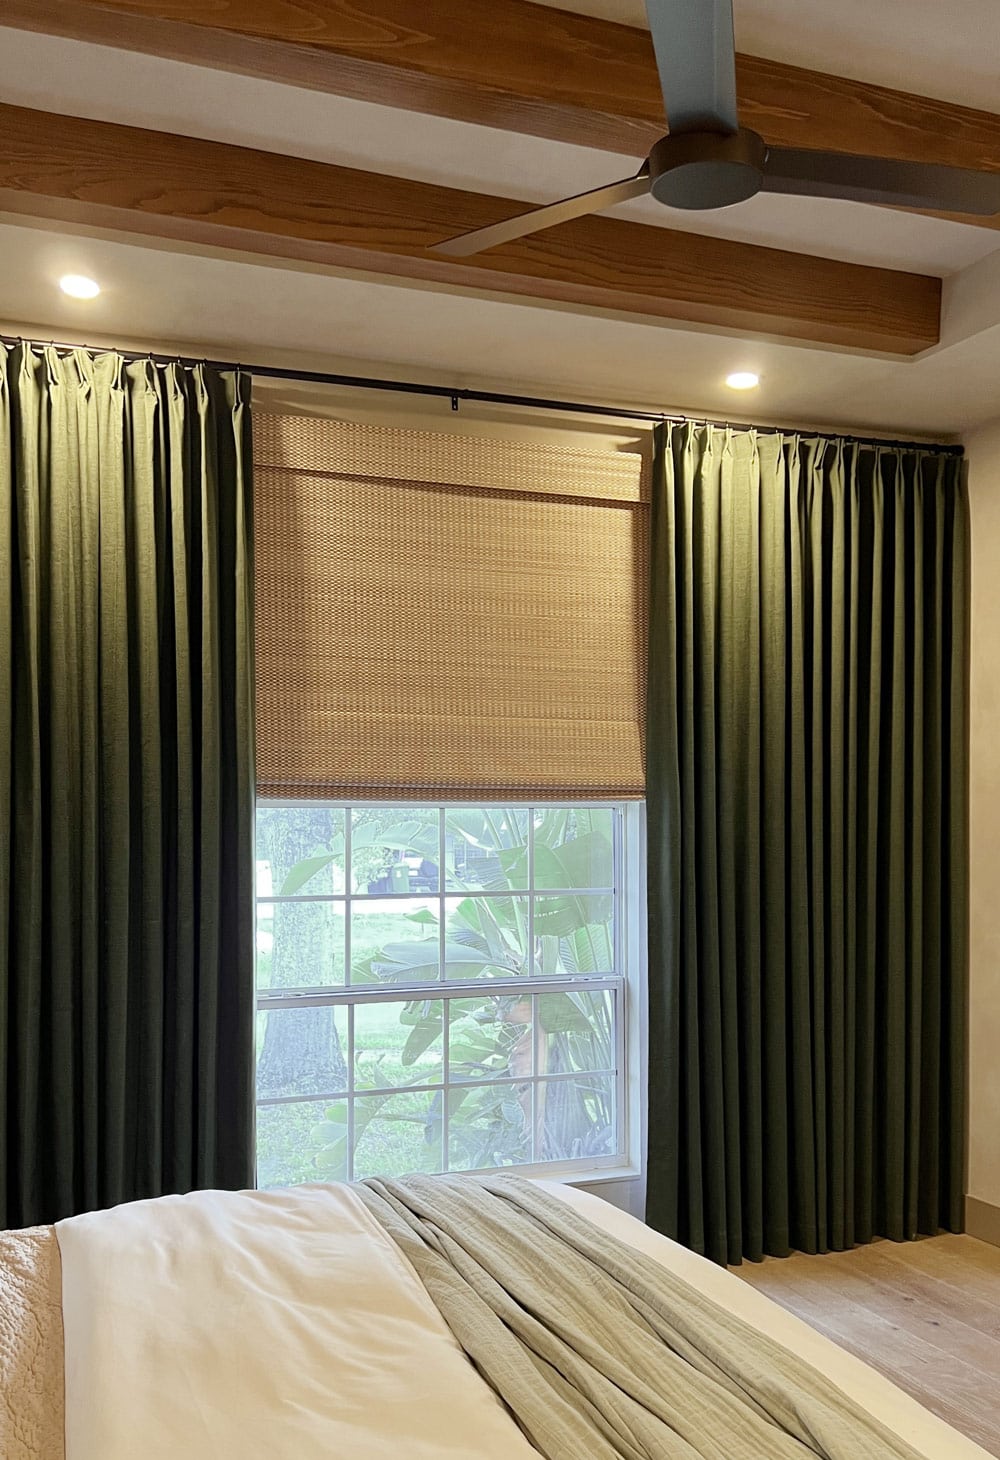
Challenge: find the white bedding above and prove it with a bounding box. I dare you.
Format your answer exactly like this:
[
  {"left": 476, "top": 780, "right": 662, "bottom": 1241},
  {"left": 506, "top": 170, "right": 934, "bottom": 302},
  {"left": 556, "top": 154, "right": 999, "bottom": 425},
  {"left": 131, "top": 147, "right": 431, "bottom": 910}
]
[
  {"left": 55, "top": 1181, "right": 992, "bottom": 1460},
  {"left": 57, "top": 1183, "right": 538, "bottom": 1460}
]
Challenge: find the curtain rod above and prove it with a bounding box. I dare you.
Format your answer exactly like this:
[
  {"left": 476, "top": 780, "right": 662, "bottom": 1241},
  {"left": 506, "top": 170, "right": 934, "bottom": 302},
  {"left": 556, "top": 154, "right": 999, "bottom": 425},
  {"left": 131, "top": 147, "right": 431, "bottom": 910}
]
[{"left": 0, "top": 333, "right": 964, "bottom": 457}]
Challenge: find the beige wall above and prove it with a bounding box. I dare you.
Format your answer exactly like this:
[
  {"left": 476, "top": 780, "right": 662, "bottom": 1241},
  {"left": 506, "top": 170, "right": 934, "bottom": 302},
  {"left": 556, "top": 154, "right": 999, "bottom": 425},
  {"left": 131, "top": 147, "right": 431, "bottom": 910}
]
[{"left": 966, "top": 418, "right": 1000, "bottom": 1212}]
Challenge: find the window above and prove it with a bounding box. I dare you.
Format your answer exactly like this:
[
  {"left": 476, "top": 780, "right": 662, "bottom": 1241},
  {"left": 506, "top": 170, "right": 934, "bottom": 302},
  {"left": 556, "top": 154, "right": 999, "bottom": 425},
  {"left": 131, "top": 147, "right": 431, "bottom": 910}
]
[{"left": 255, "top": 802, "right": 639, "bottom": 1187}]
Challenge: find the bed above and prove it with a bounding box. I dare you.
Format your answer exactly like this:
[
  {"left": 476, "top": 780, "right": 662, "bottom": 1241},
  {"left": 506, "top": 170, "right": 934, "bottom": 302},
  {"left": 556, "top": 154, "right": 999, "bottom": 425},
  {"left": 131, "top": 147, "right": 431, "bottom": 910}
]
[{"left": 0, "top": 1176, "right": 990, "bottom": 1460}]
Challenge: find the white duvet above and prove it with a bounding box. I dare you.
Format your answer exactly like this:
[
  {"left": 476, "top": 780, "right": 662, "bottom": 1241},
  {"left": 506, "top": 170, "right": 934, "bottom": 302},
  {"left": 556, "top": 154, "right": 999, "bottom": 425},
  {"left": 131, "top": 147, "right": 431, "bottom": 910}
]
[{"left": 55, "top": 1181, "right": 992, "bottom": 1460}]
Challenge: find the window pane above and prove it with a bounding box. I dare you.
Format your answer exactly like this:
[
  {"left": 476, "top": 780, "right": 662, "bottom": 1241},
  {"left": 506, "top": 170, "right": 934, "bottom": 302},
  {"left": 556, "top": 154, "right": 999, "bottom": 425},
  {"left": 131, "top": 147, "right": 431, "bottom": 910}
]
[
  {"left": 256, "top": 806, "right": 345, "bottom": 895},
  {"left": 351, "top": 808, "right": 440, "bottom": 894},
  {"left": 443, "top": 895, "right": 527, "bottom": 979},
  {"left": 532, "top": 897, "right": 613, "bottom": 974},
  {"left": 256, "top": 1004, "right": 349, "bottom": 1099},
  {"left": 532, "top": 807, "right": 614, "bottom": 890},
  {"left": 448, "top": 1082, "right": 531, "bottom": 1171},
  {"left": 352, "top": 1091, "right": 443, "bottom": 1179},
  {"left": 537, "top": 989, "right": 615, "bottom": 1075},
  {"left": 448, "top": 995, "right": 533, "bottom": 1083},
  {"left": 355, "top": 1000, "right": 443, "bottom": 1090},
  {"left": 257, "top": 900, "right": 345, "bottom": 989},
  {"left": 351, "top": 899, "right": 441, "bottom": 985},
  {"left": 257, "top": 1099, "right": 343, "bottom": 1188},
  {"left": 445, "top": 808, "right": 530, "bottom": 891},
  {"left": 310, "top": 1097, "right": 351, "bottom": 1182},
  {"left": 539, "top": 1074, "right": 617, "bottom": 1162}
]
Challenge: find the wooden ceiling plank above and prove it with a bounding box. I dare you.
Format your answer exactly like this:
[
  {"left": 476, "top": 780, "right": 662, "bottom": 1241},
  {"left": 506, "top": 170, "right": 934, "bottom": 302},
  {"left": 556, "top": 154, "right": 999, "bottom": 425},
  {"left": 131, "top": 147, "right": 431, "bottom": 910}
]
[
  {"left": 3, "top": 0, "right": 664, "bottom": 154},
  {"left": 5, "top": 0, "right": 1000, "bottom": 230},
  {"left": 0, "top": 101, "right": 941, "bottom": 353}
]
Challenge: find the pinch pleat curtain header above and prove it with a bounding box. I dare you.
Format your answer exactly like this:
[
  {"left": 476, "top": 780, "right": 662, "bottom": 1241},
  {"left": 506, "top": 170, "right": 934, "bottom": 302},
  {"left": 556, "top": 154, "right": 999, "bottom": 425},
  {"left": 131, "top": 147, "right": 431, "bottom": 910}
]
[
  {"left": 646, "top": 421, "right": 968, "bottom": 1265},
  {"left": 0, "top": 343, "right": 255, "bottom": 1227}
]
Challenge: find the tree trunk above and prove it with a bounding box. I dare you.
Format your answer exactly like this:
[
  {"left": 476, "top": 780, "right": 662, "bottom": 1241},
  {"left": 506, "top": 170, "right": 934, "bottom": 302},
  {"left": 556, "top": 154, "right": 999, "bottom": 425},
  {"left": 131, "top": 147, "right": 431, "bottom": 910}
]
[{"left": 257, "top": 809, "right": 348, "bottom": 1096}]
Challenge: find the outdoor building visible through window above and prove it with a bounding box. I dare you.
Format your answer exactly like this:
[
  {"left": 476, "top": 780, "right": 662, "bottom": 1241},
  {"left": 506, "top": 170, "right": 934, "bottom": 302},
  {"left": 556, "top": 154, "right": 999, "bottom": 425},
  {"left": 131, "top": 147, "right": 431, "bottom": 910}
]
[{"left": 254, "top": 804, "right": 629, "bottom": 1185}]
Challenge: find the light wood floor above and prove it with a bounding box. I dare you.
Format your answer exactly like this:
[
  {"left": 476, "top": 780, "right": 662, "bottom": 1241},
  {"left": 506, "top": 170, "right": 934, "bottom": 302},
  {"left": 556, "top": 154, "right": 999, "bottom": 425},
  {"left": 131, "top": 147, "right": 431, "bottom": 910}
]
[{"left": 733, "top": 1234, "right": 1000, "bottom": 1456}]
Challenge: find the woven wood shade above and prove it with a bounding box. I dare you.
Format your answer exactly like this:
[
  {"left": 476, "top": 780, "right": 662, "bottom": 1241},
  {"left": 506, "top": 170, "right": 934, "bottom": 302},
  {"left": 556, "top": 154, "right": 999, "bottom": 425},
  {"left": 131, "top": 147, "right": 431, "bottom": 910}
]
[{"left": 254, "top": 413, "right": 647, "bottom": 800}]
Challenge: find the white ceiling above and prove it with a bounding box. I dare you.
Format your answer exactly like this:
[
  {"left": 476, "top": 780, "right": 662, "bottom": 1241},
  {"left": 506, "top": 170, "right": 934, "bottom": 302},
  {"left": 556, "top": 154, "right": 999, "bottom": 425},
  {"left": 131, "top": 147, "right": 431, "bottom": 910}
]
[
  {"left": 9, "top": 217, "right": 1000, "bottom": 439},
  {"left": 2, "top": 7, "right": 1000, "bottom": 438}
]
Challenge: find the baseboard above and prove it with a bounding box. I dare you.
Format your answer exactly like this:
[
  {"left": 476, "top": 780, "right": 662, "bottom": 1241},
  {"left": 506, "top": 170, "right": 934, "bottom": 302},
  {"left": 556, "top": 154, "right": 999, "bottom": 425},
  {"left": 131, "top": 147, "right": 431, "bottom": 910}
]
[{"left": 965, "top": 1195, "right": 1000, "bottom": 1247}]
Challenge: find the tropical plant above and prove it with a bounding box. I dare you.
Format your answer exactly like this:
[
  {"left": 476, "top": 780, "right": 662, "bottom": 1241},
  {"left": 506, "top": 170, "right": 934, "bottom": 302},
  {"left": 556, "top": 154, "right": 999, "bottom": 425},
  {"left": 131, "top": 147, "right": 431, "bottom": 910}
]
[{"left": 297, "top": 807, "right": 617, "bottom": 1177}]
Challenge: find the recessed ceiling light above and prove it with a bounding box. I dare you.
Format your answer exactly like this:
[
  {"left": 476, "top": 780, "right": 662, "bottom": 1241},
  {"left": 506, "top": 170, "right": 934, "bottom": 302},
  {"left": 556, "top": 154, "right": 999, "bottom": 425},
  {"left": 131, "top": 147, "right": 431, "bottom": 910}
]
[
  {"left": 59, "top": 274, "right": 101, "bottom": 300},
  {"left": 725, "top": 371, "right": 760, "bottom": 391}
]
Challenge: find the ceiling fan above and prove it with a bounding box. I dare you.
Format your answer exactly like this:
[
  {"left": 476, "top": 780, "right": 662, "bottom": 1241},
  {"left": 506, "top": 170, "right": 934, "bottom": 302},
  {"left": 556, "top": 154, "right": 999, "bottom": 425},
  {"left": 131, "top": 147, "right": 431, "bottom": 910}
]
[{"left": 433, "top": 0, "right": 1000, "bottom": 257}]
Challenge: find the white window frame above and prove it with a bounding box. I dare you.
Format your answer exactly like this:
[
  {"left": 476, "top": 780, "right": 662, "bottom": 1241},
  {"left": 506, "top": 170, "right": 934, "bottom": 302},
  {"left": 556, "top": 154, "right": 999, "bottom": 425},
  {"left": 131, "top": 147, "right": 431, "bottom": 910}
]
[{"left": 254, "top": 800, "right": 646, "bottom": 1187}]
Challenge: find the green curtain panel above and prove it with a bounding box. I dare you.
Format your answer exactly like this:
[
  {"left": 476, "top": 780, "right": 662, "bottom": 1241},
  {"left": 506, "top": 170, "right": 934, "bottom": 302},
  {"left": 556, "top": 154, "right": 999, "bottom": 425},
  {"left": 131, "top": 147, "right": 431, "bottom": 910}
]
[
  {"left": 0, "top": 343, "right": 255, "bottom": 1228},
  {"left": 646, "top": 422, "right": 969, "bottom": 1266}
]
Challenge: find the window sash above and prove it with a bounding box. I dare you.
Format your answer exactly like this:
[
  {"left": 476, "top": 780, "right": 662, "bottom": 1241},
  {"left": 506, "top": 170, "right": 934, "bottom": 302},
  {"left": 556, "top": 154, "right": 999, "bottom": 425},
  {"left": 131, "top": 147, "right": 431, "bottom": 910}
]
[
  {"left": 256, "top": 801, "right": 622, "bottom": 992},
  {"left": 257, "top": 974, "right": 620, "bottom": 1010},
  {"left": 259, "top": 888, "right": 614, "bottom": 903},
  {"left": 255, "top": 800, "right": 630, "bottom": 1180},
  {"left": 257, "top": 998, "right": 625, "bottom": 1179}
]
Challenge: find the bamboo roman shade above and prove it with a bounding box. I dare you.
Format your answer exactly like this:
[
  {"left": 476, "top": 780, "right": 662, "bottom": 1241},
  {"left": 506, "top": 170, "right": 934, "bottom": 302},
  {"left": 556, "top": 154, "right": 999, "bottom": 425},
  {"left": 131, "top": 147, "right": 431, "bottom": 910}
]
[{"left": 254, "top": 412, "right": 647, "bottom": 799}]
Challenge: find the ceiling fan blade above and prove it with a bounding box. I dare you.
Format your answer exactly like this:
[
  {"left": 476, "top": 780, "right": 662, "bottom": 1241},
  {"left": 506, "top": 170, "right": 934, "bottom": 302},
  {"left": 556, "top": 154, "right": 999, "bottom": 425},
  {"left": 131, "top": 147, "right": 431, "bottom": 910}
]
[
  {"left": 644, "top": 0, "right": 738, "bottom": 135},
  {"left": 762, "top": 146, "right": 1000, "bottom": 216},
  {"left": 431, "top": 169, "right": 651, "bottom": 257}
]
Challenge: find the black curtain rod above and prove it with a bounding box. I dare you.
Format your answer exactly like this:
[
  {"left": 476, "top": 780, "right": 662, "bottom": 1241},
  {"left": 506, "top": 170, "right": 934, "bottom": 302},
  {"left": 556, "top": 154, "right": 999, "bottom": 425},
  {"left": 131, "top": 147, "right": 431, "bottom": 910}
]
[
  {"left": 1, "top": 333, "right": 964, "bottom": 457},
  {"left": 242, "top": 358, "right": 685, "bottom": 425}
]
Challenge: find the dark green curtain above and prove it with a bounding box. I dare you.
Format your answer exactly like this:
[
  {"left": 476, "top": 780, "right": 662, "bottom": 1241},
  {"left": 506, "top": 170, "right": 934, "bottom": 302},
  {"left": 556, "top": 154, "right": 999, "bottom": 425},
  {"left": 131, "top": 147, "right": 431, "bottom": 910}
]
[
  {"left": 646, "top": 422, "right": 968, "bottom": 1266},
  {"left": 0, "top": 343, "right": 255, "bottom": 1228}
]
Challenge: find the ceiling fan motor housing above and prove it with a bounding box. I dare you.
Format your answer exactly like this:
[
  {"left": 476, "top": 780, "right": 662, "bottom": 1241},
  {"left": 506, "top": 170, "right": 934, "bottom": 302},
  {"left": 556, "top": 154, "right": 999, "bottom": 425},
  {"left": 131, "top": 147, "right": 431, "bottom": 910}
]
[{"left": 649, "top": 128, "right": 768, "bottom": 210}]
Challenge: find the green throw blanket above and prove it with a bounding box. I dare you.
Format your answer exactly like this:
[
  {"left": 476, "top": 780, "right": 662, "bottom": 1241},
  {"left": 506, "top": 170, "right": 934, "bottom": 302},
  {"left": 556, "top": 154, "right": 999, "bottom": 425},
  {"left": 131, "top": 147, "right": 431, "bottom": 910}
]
[{"left": 356, "top": 1174, "right": 925, "bottom": 1460}]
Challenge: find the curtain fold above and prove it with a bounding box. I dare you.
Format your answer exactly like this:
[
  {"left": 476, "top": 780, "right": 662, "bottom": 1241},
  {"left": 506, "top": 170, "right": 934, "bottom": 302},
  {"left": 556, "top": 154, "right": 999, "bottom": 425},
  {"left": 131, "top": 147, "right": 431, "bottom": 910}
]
[
  {"left": 646, "top": 422, "right": 968, "bottom": 1266},
  {"left": 0, "top": 343, "right": 255, "bottom": 1228}
]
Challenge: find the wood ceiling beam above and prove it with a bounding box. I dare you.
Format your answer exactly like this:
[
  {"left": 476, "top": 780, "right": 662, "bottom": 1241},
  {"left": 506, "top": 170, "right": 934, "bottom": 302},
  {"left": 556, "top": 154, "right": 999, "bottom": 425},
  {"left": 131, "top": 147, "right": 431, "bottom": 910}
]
[
  {"left": 0, "top": 103, "right": 940, "bottom": 354},
  {"left": 7, "top": 0, "right": 1000, "bottom": 230}
]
